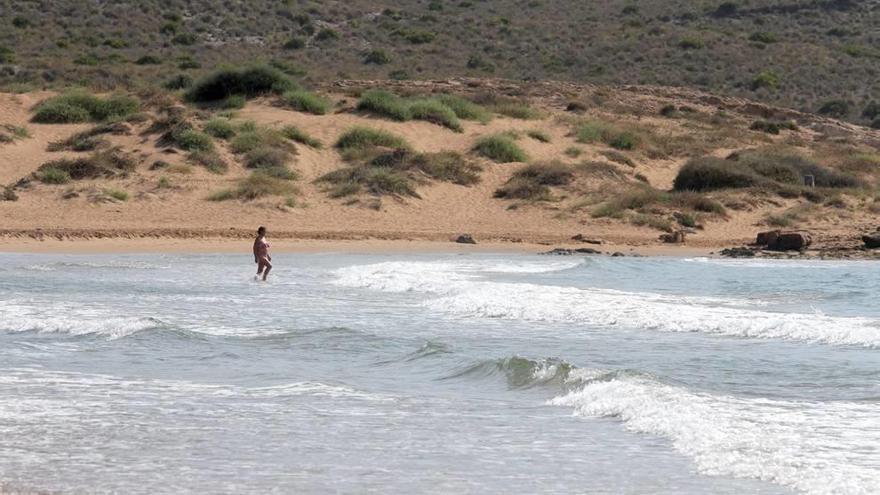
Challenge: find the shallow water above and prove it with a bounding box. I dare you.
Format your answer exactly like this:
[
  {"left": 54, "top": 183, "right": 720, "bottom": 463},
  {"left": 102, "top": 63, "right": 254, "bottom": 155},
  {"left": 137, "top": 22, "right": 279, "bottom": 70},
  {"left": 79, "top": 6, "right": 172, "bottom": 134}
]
[{"left": 1, "top": 252, "right": 879, "bottom": 494}]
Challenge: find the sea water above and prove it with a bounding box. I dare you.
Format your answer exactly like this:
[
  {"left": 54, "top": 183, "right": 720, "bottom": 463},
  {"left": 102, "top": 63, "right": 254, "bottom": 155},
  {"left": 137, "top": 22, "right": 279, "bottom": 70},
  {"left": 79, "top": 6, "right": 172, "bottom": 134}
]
[{"left": 1, "top": 252, "right": 879, "bottom": 494}]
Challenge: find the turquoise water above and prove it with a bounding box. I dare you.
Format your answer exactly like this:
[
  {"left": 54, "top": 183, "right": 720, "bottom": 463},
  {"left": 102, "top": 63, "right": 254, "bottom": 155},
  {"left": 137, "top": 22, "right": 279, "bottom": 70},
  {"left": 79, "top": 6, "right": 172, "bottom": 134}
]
[{"left": 1, "top": 253, "right": 879, "bottom": 494}]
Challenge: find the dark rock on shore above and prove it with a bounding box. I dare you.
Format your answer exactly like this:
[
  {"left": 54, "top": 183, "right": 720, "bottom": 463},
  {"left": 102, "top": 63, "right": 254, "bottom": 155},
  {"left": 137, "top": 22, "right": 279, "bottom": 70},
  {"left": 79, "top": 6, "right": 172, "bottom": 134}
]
[
  {"left": 541, "top": 247, "right": 602, "bottom": 256},
  {"left": 756, "top": 230, "right": 812, "bottom": 251},
  {"left": 571, "top": 234, "right": 603, "bottom": 245},
  {"left": 720, "top": 247, "right": 756, "bottom": 258},
  {"left": 659, "top": 231, "right": 686, "bottom": 244},
  {"left": 863, "top": 233, "right": 880, "bottom": 249},
  {"left": 454, "top": 234, "right": 476, "bottom": 244}
]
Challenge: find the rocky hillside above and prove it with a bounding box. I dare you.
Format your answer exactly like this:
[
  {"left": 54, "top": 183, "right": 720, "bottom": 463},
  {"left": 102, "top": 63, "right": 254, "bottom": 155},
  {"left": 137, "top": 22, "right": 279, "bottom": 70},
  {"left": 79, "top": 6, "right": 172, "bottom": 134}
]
[{"left": 0, "top": 0, "right": 879, "bottom": 127}]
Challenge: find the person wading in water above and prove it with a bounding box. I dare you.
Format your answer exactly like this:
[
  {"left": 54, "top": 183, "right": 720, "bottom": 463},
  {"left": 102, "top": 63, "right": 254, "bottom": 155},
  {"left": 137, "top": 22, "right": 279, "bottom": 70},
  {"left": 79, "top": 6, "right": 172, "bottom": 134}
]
[{"left": 253, "top": 226, "right": 272, "bottom": 281}]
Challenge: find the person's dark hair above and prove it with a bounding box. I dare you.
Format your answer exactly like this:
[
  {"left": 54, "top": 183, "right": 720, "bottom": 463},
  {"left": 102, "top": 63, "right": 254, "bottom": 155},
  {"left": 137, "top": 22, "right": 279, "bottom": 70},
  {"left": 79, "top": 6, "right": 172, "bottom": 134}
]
[{"left": 257, "top": 226, "right": 266, "bottom": 236}]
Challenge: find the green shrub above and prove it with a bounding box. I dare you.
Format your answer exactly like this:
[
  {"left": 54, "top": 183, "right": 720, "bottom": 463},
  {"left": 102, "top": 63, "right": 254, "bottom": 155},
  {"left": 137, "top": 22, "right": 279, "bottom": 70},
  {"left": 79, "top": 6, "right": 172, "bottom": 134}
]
[
  {"left": 203, "top": 118, "right": 236, "bottom": 139},
  {"left": 408, "top": 99, "right": 462, "bottom": 131},
  {"left": 317, "top": 149, "right": 479, "bottom": 199},
  {"left": 751, "top": 71, "right": 780, "bottom": 90},
  {"left": 673, "top": 157, "right": 760, "bottom": 191},
  {"left": 186, "top": 66, "right": 296, "bottom": 102},
  {"left": 527, "top": 130, "right": 550, "bottom": 143},
  {"left": 397, "top": 28, "right": 435, "bottom": 44},
  {"left": 601, "top": 150, "right": 636, "bottom": 167},
  {"left": 32, "top": 92, "right": 139, "bottom": 124},
  {"left": 187, "top": 150, "right": 228, "bottom": 174},
  {"left": 209, "top": 171, "right": 298, "bottom": 201},
  {"left": 357, "top": 90, "right": 412, "bottom": 121},
  {"left": 318, "top": 167, "right": 417, "bottom": 198},
  {"left": 750, "top": 120, "right": 798, "bottom": 134},
  {"left": 172, "top": 33, "right": 197, "bottom": 45},
  {"left": 315, "top": 28, "right": 339, "bottom": 41},
  {"left": 674, "top": 151, "right": 862, "bottom": 192},
  {"left": 0, "top": 46, "right": 15, "bottom": 64},
  {"left": 37, "top": 167, "right": 71, "bottom": 184},
  {"left": 37, "top": 150, "right": 135, "bottom": 181},
  {"left": 245, "top": 146, "right": 290, "bottom": 169},
  {"left": 157, "top": 176, "right": 172, "bottom": 189},
  {"left": 2, "top": 186, "right": 19, "bottom": 201},
  {"left": 230, "top": 131, "right": 265, "bottom": 154},
  {"left": 103, "top": 188, "right": 129, "bottom": 201},
  {"left": 495, "top": 162, "right": 572, "bottom": 200},
  {"left": 164, "top": 74, "right": 193, "bottom": 90},
  {"left": 679, "top": 37, "right": 704, "bottom": 49},
  {"left": 281, "top": 90, "right": 331, "bottom": 115},
  {"left": 434, "top": 95, "right": 491, "bottom": 122},
  {"left": 575, "top": 119, "right": 641, "bottom": 150},
  {"left": 174, "top": 129, "right": 214, "bottom": 152},
  {"left": 336, "top": 127, "right": 410, "bottom": 151},
  {"left": 749, "top": 31, "right": 778, "bottom": 43},
  {"left": 135, "top": 55, "right": 162, "bottom": 65},
  {"left": 221, "top": 95, "right": 247, "bottom": 109},
  {"left": 564, "top": 147, "right": 583, "bottom": 158},
  {"left": 283, "top": 37, "right": 305, "bottom": 50},
  {"left": 473, "top": 135, "right": 528, "bottom": 163},
  {"left": 364, "top": 49, "right": 392, "bottom": 65},
  {"left": 491, "top": 102, "right": 541, "bottom": 119},
  {"left": 863, "top": 102, "right": 880, "bottom": 121},
  {"left": 280, "top": 126, "right": 322, "bottom": 148},
  {"left": 818, "top": 99, "right": 851, "bottom": 118}
]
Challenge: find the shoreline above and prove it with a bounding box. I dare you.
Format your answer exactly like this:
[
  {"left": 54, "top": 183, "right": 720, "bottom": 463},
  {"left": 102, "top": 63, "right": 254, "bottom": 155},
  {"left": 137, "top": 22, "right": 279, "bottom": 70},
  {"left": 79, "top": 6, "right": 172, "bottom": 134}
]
[
  {"left": 0, "top": 229, "right": 875, "bottom": 259},
  {"left": 0, "top": 229, "right": 717, "bottom": 256}
]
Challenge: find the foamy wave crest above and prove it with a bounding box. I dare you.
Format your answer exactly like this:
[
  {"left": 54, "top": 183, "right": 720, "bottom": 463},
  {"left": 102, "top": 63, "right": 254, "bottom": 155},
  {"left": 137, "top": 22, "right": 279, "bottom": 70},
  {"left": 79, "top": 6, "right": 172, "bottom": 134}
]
[
  {"left": 334, "top": 261, "right": 880, "bottom": 346},
  {"left": 550, "top": 373, "right": 880, "bottom": 495},
  {"left": 0, "top": 302, "right": 163, "bottom": 339},
  {"left": 333, "top": 259, "right": 582, "bottom": 293},
  {"left": 429, "top": 282, "right": 880, "bottom": 346}
]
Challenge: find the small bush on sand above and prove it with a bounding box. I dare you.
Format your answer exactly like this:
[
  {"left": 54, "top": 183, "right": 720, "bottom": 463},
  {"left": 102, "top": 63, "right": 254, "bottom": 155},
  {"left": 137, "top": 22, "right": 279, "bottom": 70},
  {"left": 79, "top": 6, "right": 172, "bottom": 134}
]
[
  {"left": 281, "top": 90, "right": 331, "bottom": 115},
  {"left": 356, "top": 91, "right": 470, "bottom": 131},
  {"left": 103, "top": 188, "right": 129, "bottom": 201},
  {"left": 174, "top": 129, "right": 214, "bottom": 152},
  {"left": 280, "top": 126, "right": 322, "bottom": 148},
  {"left": 1, "top": 186, "right": 18, "bottom": 201},
  {"left": 33, "top": 92, "right": 139, "bottom": 123},
  {"left": 674, "top": 151, "right": 862, "bottom": 192},
  {"left": 434, "top": 95, "right": 491, "bottom": 122},
  {"left": 363, "top": 49, "right": 392, "bottom": 65},
  {"left": 37, "top": 167, "right": 71, "bottom": 184},
  {"left": 37, "top": 149, "right": 135, "bottom": 180},
  {"left": 357, "top": 90, "right": 412, "bottom": 121},
  {"left": 490, "top": 101, "right": 542, "bottom": 120},
  {"left": 317, "top": 149, "right": 479, "bottom": 199},
  {"left": 209, "top": 171, "right": 298, "bottom": 201},
  {"left": 203, "top": 118, "right": 236, "bottom": 139},
  {"left": 164, "top": 74, "right": 193, "bottom": 90},
  {"left": 473, "top": 135, "right": 528, "bottom": 163},
  {"left": 494, "top": 162, "right": 573, "bottom": 200},
  {"left": 186, "top": 66, "right": 296, "bottom": 103},
  {"left": 336, "top": 127, "right": 410, "bottom": 152},
  {"left": 187, "top": 150, "right": 228, "bottom": 174},
  {"left": 575, "top": 119, "right": 641, "bottom": 150},
  {"left": 407, "top": 99, "right": 462, "bottom": 131},
  {"left": 245, "top": 146, "right": 289, "bottom": 169},
  {"left": 526, "top": 130, "right": 551, "bottom": 143}
]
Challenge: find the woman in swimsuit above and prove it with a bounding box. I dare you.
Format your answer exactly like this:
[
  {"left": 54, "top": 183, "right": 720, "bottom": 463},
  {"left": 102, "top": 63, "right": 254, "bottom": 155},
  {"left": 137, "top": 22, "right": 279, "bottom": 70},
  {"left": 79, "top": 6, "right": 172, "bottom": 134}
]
[{"left": 253, "top": 226, "right": 272, "bottom": 281}]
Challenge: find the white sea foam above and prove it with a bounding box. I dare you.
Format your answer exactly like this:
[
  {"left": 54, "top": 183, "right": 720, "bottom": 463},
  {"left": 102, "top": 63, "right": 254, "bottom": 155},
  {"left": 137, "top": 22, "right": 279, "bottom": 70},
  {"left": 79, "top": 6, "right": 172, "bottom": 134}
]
[
  {"left": 550, "top": 373, "right": 880, "bottom": 495},
  {"left": 21, "top": 260, "right": 168, "bottom": 272},
  {"left": 334, "top": 261, "right": 880, "bottom": 346},
  {"left": 0, "top": 302, "right": 163, "bottom": 339}
]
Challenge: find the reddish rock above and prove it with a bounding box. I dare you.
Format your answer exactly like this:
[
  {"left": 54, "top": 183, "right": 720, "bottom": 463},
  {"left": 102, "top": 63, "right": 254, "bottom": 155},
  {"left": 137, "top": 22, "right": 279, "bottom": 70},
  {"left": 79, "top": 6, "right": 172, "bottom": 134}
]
[{"left": 766, "top": 231, "right": 812, "bottom": 251}]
